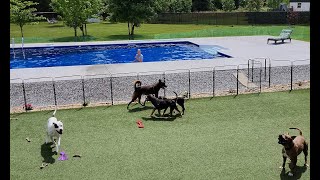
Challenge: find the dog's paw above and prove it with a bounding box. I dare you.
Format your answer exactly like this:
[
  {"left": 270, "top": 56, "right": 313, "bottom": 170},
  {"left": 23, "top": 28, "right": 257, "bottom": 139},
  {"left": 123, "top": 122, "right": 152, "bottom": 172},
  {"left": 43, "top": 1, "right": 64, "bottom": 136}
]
[
  {"left": 40, "top": 163, "right": 48, "bottom": 169},
  {"left": 304, "top": 163, "right": 309, "bottom": 167},
  {"left": 288, "top": 172, "right": 293, "bottom": 176},
  {"left": 279, "top": 166, "right": 284, "bottom": 169}
]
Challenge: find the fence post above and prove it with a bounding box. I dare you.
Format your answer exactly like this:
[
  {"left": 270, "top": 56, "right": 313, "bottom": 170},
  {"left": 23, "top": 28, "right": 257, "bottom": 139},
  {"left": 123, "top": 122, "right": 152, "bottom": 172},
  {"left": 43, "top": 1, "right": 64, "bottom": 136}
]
[
  {"left": 212, "top": 68, "right": 215, "bottom": 97},
  {"left": 188, "top": 70, "right": 191, "bottom": 99},
  {"left": 269, "top": 61, "right": 271, "bottom": 88},
  {"left": 22, "top": 80, "right": 27, "bottom": 112},
  {"left": 290, "top": 62, "right": 293, "bottom": 91},
  {"left": 248, "top": 60, "right": 250, "bottom": 83},
  {"left": 110, "top": 75, "right": 113, "bottom": 105},
  {"left": 82, "top": 76, "right": 86, "bottom": 105},
  {"left": 251, "top": 60, "right": 254, "bottom": 82},
  {"left": 237, "top": 67, "right": 239, "bottom": 95},
  {"left": 265, "top": 58, "right": 267, "bottom": 81},
  {"left": 163, "top": 72, "right": 166, "bottom": 97},
  {"left": 260, "top": 68, "right": 262, "bottom": 93},
  {"left": 52, "top": 78, "right": 57, "bottom": 106}
]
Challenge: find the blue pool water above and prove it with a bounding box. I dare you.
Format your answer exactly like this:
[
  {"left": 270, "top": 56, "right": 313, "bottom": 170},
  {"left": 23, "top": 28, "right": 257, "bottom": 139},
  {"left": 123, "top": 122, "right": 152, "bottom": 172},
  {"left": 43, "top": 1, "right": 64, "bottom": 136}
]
[{"left": 10, "top": 41, "right": 231, "bottom": 69}]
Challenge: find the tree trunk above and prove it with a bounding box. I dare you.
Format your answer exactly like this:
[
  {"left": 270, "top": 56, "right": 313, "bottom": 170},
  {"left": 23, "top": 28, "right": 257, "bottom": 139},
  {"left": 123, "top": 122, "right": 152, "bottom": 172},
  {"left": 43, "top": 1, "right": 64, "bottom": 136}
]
[
  {"left": 74, "top": 27, "right": 77, "bottom": 37},
  {"left": 131, "top": 23, "right": 135, "bottom": 37},
  {"left": 80, "top": 25, "right": 85, "bottom": 37},
  {"left": 127, "top": 21, "right": 131, "bottom": 39},
  {"left": 85, "top": 23, "right": 87, "bottom": 36},
  {"left": 19, "top": 25, "right": 24, "bottom": 38}
]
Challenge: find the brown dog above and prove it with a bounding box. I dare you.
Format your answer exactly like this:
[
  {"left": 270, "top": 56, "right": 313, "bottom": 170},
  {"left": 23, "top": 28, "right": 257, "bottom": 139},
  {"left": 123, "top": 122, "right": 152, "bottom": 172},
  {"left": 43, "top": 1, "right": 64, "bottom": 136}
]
[
  {"left": 278, "top": 128, "right": 308, "bottom": 176},
  {"left": 127, "top": 79, "right": 167, "bottom": 109}
]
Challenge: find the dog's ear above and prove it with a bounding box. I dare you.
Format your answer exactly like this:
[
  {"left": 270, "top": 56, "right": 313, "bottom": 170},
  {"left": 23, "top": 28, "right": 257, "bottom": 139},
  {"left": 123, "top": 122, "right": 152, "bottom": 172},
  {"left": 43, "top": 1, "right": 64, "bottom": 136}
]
[{"left": 159, "top": 79, "right": 162, "bottom": 82}]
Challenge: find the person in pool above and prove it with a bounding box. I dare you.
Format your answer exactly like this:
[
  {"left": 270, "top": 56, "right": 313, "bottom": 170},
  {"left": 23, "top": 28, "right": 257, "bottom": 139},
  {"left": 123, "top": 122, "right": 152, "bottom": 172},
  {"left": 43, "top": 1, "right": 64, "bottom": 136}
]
[{"left": 133, "top": 49, "right": 143, "bottom": 62}]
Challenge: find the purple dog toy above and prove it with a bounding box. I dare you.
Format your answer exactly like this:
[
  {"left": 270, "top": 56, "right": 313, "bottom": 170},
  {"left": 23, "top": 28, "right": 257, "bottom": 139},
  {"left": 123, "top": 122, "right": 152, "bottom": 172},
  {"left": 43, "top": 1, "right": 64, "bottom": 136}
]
[{"left": 58, "top": 151, "right": 68, "bottom": 161}]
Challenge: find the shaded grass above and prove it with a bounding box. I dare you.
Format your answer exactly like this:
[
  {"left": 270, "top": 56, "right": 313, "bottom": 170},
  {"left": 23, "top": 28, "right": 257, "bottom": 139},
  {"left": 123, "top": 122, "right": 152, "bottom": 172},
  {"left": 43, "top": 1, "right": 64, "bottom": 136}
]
[
  {"left": 10, "top": 22, "right": 310, "bottom": 43},
  {"left": 10, "top": 89, "right": 310, "bottom": 179}
]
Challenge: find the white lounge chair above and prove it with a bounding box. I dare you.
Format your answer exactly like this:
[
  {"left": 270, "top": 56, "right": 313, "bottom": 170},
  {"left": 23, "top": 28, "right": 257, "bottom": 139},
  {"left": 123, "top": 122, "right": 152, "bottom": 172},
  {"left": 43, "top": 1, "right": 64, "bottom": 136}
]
[{"left": 47, "top": 18, "right": 58, "bottom": 24}]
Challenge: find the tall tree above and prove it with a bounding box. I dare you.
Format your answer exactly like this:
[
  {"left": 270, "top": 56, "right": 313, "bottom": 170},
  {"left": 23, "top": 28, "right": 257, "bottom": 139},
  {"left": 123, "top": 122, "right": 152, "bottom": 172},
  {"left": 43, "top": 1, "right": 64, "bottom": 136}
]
[
  {"left": 246, "top": 0, "right": 263, "bottom": 11},
  {"left": 108, "top": 0, "right": 156, "bottom": 39},
  {"left": 192, "top": 0, "right": 215, "bottom": 11},
  {"left": 50, "top": 0, "right": 102, "bottom": 37},
  {"left": 222, "top": 0, "right": 236, "bottom": 11},
  {"left": 170, "top": 0, "right": 192, "bottom": 13},
  {"left": 80, "top": 0, "right": 102, "bottom": 36},
  {"left": 10, "top": 0, "right": 44, "bottom": 38},
  {"left": 267, "top": 0, "right": 287, "bottom": 10}
]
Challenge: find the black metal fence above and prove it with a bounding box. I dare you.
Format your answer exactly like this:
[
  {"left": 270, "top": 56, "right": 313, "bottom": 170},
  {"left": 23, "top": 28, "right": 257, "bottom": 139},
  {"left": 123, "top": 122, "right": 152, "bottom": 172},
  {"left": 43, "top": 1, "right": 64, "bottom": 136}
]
[
  {"left": 10, "top": 59, "right": 310, "bottom": 112},
  {"left": 150, "top": 12, "right": 310, "bottom": 25}
]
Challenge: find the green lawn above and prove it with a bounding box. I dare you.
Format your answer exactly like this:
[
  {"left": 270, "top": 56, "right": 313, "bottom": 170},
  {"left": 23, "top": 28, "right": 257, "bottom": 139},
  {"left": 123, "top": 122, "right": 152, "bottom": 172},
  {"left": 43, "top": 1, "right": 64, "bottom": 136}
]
[
  {"left": 10, "top": 89, "right": 310, "bottom": 180},
  {"left": 10, "top": 22, "right": 310, "bottom": 43}
]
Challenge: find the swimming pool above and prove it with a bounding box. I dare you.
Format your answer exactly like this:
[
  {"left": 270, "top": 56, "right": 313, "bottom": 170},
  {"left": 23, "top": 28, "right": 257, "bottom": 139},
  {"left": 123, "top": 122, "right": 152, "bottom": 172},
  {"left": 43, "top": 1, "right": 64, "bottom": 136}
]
[{"left": 10, "top": 41, "right": 231, "bottom": 69}]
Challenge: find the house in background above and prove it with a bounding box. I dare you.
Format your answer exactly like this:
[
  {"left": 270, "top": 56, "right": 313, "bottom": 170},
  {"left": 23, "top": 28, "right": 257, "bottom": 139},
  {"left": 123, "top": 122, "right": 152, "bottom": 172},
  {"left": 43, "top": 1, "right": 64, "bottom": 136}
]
[{"left": 289, "top": 0, "right": 310, "bottom": 11}]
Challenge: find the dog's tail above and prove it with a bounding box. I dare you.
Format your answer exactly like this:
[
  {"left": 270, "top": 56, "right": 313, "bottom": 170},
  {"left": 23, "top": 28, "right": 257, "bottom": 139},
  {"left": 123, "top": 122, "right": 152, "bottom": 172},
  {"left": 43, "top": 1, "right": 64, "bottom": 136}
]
[
  {"left": 134, "top": 80, "right": 142, "bottom": 91},
  {"left": 173, "top": 91, "right": 178, "bottom": 103},
  {"left": 289, "top": 128, "right": 303, "bottom": 135},
  {"left": 52, "top": 107, "right": 57, "bottom": 117}
]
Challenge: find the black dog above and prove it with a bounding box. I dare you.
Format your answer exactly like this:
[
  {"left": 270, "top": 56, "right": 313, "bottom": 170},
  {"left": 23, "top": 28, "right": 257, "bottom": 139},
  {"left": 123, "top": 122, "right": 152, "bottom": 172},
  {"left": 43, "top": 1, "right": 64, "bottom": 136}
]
[
  {"left": 127, "top": 79, "right": 167, "bottom": 109},
  {"left": 158, "top": 91, "right": 188, "bottom": 115},
  {"left": 146, "top": 94, "right": 181, "bottom": 117}
]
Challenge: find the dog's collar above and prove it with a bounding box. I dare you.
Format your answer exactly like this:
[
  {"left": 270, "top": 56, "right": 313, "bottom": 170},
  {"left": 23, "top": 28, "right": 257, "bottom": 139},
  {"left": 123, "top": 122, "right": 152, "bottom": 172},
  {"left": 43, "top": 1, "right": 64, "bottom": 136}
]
[{"left": 285, "top": 143, "right": 294, "bottom": 150}]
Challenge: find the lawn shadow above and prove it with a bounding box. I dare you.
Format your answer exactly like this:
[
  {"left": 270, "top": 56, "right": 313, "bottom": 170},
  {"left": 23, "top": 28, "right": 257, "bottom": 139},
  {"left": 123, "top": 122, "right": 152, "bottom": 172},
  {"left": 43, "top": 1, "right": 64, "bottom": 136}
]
[
  {"left": 106, "top": 34, "right": 148, "bottom": 40},
  {"left": 279, "top": 166, "right": 308, "bottom": 180},
  {"left": 41, "top": 143, "right": 56, "bottom": 164},
  {"left": 128, "top": 105, "right": 153, "bottom": 113},
  {"left": 141, "top": 113, "right": 181, "bottom": 121},
  {"left": 51, "top": 35, "right": 96, "bottom": 42},
  {"left": 45, "top": 24, "right": 65, "bottom": 28}
]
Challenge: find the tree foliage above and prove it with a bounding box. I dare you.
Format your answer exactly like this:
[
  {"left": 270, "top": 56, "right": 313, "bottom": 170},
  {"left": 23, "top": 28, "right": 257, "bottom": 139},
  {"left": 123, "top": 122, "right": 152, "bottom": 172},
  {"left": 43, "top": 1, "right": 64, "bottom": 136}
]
[
  {"left": 10, "top": 0, "right": 44, "bottom": 38},
  {"left": 222, "top": 0, "right": 236, "bottom": 11},
  {"left": 192, "top": 0, "right": 215, "bottom": 11},
  {"left": 108, "top": 0, "right": 156, "bottom": 39},
  {"left": 50, "top": 0, "right": 102, "bottom": 37},
  {"left": 32, "top": 0, "right": 52, "bottom": 12},
  {"left": 246, "top": 0, "right": 263, "bottom": 11},
  {"left": 155, "top": 0, "right": 192, "bottom": 13}
]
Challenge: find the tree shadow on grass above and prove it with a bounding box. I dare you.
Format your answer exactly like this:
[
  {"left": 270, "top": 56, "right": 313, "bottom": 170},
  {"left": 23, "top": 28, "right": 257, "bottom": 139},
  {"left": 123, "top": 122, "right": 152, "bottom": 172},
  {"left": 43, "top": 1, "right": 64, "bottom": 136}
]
[
  {"left": 279, "top": 165, "right": 308, "bottom": 180},
  {"left": 51, "top": 35, "right": 96, "bottom": 42},
  {"left": 41, "top": 143, "right": 56, "bottom": 164},
  {"left": 106, "top": 34, "right": 149, "bottom": 41},
  {"left": 45, "top": 24, "right": 65, "bottom": 28},
  {"left": 141, "top": 113, "right": 181, "bottom": 121}
]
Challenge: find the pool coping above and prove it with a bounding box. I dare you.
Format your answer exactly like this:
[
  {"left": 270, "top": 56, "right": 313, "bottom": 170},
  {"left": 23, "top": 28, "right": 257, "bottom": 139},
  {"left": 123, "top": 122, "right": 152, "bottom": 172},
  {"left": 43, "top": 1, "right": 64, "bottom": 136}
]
[{"left": 10, "top": 36, "right": 310, "bottom": 83}]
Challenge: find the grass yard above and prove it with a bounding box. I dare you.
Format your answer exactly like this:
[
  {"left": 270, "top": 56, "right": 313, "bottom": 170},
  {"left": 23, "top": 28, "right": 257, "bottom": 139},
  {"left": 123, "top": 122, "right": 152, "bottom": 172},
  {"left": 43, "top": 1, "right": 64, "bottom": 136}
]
[
  {"left": 10, "top": 89, "right": 310, "bottom": 180},
  {"left": 10, "top": 22, "right": 310, "bottom": 43}
]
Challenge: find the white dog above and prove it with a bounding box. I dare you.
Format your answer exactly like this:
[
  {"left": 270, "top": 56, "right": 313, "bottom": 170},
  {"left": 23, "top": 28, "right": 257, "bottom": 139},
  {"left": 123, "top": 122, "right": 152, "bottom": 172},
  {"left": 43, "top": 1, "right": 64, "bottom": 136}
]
[{"left": 45, "top": 108, "right": 64, "bottom": 153}]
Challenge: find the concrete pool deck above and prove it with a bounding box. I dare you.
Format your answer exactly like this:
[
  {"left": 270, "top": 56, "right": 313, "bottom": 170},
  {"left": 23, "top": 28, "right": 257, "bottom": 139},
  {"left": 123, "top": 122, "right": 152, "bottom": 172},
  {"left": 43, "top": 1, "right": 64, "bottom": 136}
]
[{"left": 10, "top": 36, "right": 310, "bottom": 82}]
